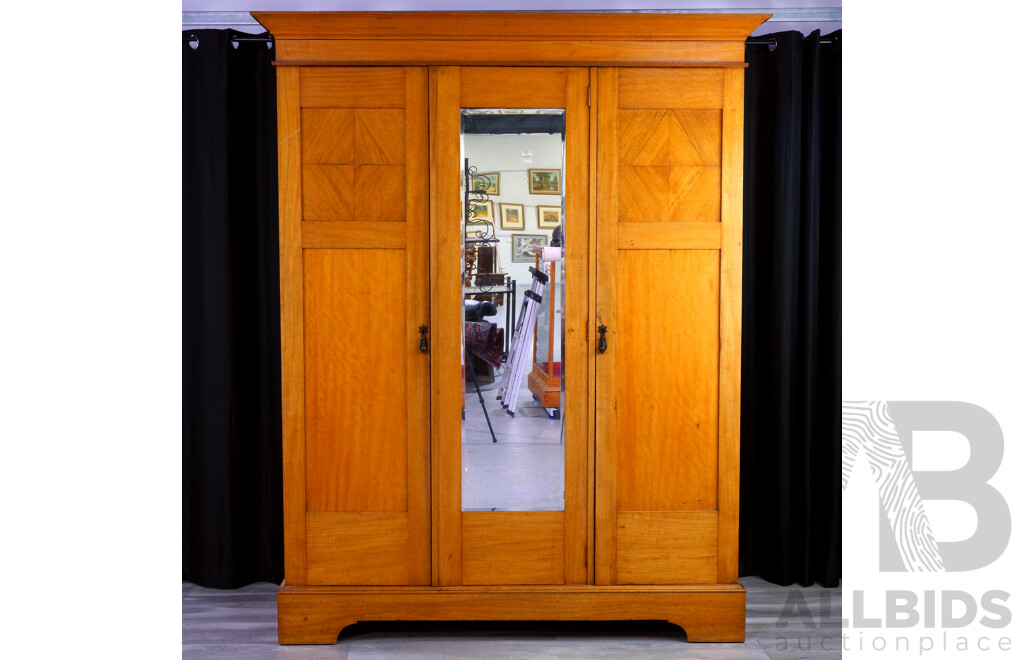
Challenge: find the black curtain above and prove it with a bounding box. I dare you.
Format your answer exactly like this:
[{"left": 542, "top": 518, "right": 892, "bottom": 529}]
[
  {"left": 738, "top": 30, "right": 842, "bottom": 587},
  {"left": 181, "top": 28, "right": 842, "bottom": 589},
  {"left": 182, "top": 30, "right": 284, "bottom": 588}
]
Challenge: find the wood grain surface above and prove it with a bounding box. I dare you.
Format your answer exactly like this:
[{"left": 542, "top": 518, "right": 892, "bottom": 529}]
[
  {"left": 273, "top": 39, "right": 746, "bottom": 67},
  {"left": 597, "top": 67, "right": 735, "bottom": 587},
  {"left": 303, "top": 248, "right": 409, "bottom": 513},
  {"left": 276, "top": 66, "right": 307, "bottom": 586},
  {"left": 277, "top": 583, "right": 746, "bottom": 644},
  {"left": 615, "top": 511, "right": 719, "bottom": 584},
  {"left": 253, "top": 12, "right": 770, "bottom": 42},
  {"left": 305, "top": 512, "right": 411, "bottom": 585},
  {"left": 268, "top": 13, "right": 759, "bottom": 634},
  {"left": 717, "top": 68, "right": 746, "bottom": 584},
  {"left": 290, "top": 67, "right": 431, "bottom": 587},
  {"left": 614, "top": 249, "right": 720, "bottom": 512},
  {"left": 462, "top": 512, "right": 565, "bottom": 585},
  {"left": 429, "top": 65, "right": 463, "bottom": 587}
]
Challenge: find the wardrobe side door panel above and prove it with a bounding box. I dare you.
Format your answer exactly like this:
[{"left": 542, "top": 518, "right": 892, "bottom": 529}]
[
  {"left": 303, "top": 249, "right": 409, "bottom": 513},
  {"left": 614, "top": 248, "right": 719, "bottom": 513},
  {"left": 295, "top": 67, "right": 430, "bottom": 586},
  {"left": 597, "top": 67, "right": 733, "bottom": 586}
]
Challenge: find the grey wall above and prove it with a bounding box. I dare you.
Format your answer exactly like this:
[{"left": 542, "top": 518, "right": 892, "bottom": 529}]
[{"left": 463, "top": 133, "right": 564, "bottom": 360}]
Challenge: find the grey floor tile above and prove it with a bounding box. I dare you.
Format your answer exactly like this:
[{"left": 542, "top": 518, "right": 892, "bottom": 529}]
[
  {"left": 342, "top": 633, "right": 770, "bottom": 659},
  {"left": 183, "top": 644, "right": 350, "bottom": 660},
  {"left": 184, "top": 581, "right": 280, "bottom": 597}
]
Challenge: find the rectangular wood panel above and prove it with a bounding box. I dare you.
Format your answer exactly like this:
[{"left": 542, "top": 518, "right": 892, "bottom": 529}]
[
  {"left": 615, "top": 511, "right": 718, "bottom": 584},
  {"left": 306, "top": 512, "right": 410, "bottom": 585},
  {"left": 563, "top": 67, "right": 592, "bottom": 586},
  {"left": 303, "top": 249, "right": 409, "bottom": 513},
  {"left": 429, "top": 66, "right": 463, "bottom": 586},
  {"left": 301, "top": 105, "right": 407, "bottom": 222},
  {"left": 302, "top": 164, "right": 354, "bottom": 221},
  {"left": 617, "top": 222, "right": 721, "bottom": 250},
  {"left": 302, "top": 222, "right": 407, "bottom": 249},
  {"left": 617, "top": 108, "right": 722, "bottom": 222},
  {"left": 587, "top": 66, "right": 600, "bottom": 586},
  {"left": 460, "top": 67, "right": 567, "bottom": 108},
  {"left": 278, "top": 584, "right": 746, "bottom": 644},
  {"left": 594, "top": 67, "right": 620, "bottom": 586},
  {"left": 618, "top": 69, "right": 724, "bottom": 109},
  {"left": 276, "top": 66, "right": 308, "bottom": 585},
  {"left": 276, "top": 39, "right": 746, "bottom": 67},
  {"left": 302, "top": 108, "right": 354, "bottom": 163},
  {"left": 614, "top": 249, "right": 719, "bottom": 512},
  {"left": 300, "top": 67, "right": 407, "bottom": 108},
  {"left": 302, "top": 109, "right": 406, "bottom": 163},
  {"left": 462, "top": 512, "right": 565, "bottom": 585},
  {"left": 403, "top": 66, "right": 432, "bottom": 589},
  {"left": 717, "top": 68, "right": 745, "bottom": 584}
]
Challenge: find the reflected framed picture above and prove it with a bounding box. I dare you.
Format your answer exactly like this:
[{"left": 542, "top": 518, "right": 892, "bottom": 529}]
[
  {"left": 471, "top": 172, "right": 500, "bottom": 195},
  {"left": 499, "top": 203, "right": 525, "bottom": 230},
  {"left": 528, "top": 168, "right": 562, "bottom": 195},
  {"left": 467, "top": 199, "right": 493, "bottom": 224},
  {"left": 512, "top": 234, "right": 546, "bottom": 263},
  {"left": 537, "top": 205, "right": 562, "bottom": 229}
]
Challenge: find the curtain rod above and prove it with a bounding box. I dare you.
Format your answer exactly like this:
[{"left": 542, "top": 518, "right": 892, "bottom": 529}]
[
  {"left": 183, "top": 34, "right": 271, "bottom": 41},
  {"left": 747, "top": 36, "right": 837, "bottom": 47},
  {"left": 183, "top": 33, "right": 273, "bottom": 49}
]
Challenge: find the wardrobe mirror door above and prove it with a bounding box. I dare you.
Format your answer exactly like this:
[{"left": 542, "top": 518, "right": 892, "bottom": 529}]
[{"left": 460, "top": 108, "right": 567, "bottom": 513}]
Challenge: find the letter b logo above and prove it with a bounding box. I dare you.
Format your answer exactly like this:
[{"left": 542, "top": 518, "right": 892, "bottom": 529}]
[{"left": 842, "top": 401, "right": 1011, "bottom": 572}]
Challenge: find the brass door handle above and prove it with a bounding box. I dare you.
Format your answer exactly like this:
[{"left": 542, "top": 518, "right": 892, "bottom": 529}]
[
  {"left": 598, "top": 324, "right": 608, "bottom": 354},
  {"left": 419, "top": 325, "right": 429, "bottom": 353}
]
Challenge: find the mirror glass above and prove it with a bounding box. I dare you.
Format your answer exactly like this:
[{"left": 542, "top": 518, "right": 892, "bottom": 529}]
[{"left": 460, "top": 108, "right": 566, "bottom": 512}]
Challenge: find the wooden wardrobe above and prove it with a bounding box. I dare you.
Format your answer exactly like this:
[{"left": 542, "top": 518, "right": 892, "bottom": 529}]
[{"left": 252, "top": 11, "right": 767, "bottom": 645}]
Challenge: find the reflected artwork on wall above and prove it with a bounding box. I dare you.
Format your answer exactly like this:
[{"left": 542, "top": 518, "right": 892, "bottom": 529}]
[
  {"left": 512, "top": 234, "right": 547, "bottom": 262},
  {"left": 537, "top": 205, "right": 561, "bottom": 229},
  {"left": 472, "top": 172, "right": 500, "bottom": 195},
  {"left": 500, "top": 203, "right": 525, "bottom": 230},
  {"left": 467, "top": 199, "right": 493, "bottom": 223},
  {"left": 528, "top": 168, "right": 561, "bottom": 195}
]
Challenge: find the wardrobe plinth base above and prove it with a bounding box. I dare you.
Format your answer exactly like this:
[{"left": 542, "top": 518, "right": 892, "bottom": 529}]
[{"left": 277, "top": 583, "right": 746, "bottom": 645}]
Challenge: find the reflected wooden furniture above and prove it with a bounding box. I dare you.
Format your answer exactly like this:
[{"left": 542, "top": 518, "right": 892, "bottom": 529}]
[
  {"left": 253, "top": 10, "right": 767, "bottom": 646},
  {"left": 528, "top": 257, "right": 561, "bottom": 410}
]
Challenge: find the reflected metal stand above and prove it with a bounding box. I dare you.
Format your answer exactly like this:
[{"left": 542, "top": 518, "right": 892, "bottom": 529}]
[
  {"left": 498, "top": 266, "right": 548, "bottom": 417},
  {"left": 465, "top": 348, "right": 498, "bottom": 443}
]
